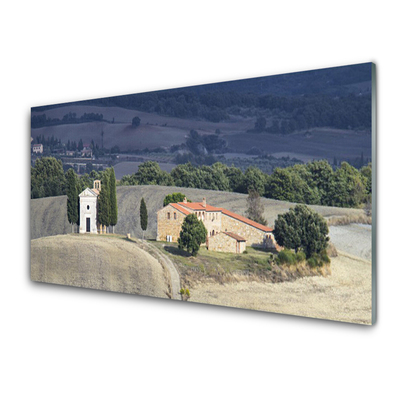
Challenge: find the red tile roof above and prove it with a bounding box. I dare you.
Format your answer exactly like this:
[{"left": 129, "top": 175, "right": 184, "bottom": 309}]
[
  {"left": 171, "top": 200, "right": 273, "bottom": 233},
  {"left": 177, "top": 202, "right": 221, "bottom": 212},
  {"left": 224, "top": 232, "right": 246, "bottom": 241},
  {"left": 219, "top": 208, "right": 273, "bottom": 232},
  {"left": 169, "top": 203, "right": 191, "bottom": 215}
]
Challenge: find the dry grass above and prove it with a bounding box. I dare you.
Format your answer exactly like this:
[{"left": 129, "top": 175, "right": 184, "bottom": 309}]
[
  {"left": 189, "top": 251, "right": 372, "bottom": 325},
  {"left": 326, "top": 213, "right": 371, "bottom": 226},
  {"left": 31, "top": 234, "right": 170, "bottom": 298},
  {"left": 151, "top": 242, "right": 330, "bottom": 291}
]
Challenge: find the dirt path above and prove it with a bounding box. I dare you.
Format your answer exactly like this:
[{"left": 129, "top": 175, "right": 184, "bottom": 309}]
[
  {"left": 189, "top": 251, "right": 372, "bottom": 324},
  {"left": 138, "top": 240, "right": 181, "bottom": 300}
]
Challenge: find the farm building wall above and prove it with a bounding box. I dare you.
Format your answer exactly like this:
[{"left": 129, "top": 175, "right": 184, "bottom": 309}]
[
  {"left": 201, "top": 211, "right": 222, "bottom": 237},
  {"left": 208, "top": 233, "right": 246, "bottom": 253},
  {"left": 156, "top": 204, "right": 187, "bottom": 242},
  {"left": 220, "top": 214, "right": 275, "bottom": 248}
]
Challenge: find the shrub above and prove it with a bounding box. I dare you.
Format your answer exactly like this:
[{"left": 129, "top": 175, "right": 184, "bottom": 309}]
[
  {"left": 295, "top": 251, "right": 306, "bottom": 263},
  {"left": 307, "top": 256, "right": 318, "bottom": 268},
  {"left": 277, "top": 249, "right": 296, "bottom": 265},
  {"left": 320, "top": 250, "right": 331, "bottom": 264}
]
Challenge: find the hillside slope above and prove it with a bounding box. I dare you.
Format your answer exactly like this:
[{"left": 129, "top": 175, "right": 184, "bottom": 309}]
[
  {"left": 31, "top": 235, "right": 170, "bottom": 298},
  {"left": 31, "top": 185, "right": 366, "bottom": 240}
]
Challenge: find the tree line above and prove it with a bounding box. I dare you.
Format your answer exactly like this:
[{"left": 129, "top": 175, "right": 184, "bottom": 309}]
[
  {"left": 31, "top": 157, "right": 372, "bottom": 209},
  {"left": 119, "top": 159, "right": 372, "bottom": 209},
  {"left": 31, "top": 112, "right": 104, "bottom": 128},
  {"left": 70, "top": 89, "right": 371, "bottom": 130},
  {"left": 31, "top": 157, "right": 113, "bottom": 199}
]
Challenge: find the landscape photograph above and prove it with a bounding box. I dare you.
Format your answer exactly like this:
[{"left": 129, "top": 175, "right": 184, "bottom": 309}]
[{"left": 30, "top": 62, "right": 375, "bottom": 325}]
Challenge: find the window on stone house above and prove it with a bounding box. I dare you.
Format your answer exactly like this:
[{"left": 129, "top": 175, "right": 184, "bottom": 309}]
[
  {"left": 174, "top": 212, "right": 177, "bottom": 220},
  {"left": 167, "top": 212, "right": 170, "bottom": 220}
]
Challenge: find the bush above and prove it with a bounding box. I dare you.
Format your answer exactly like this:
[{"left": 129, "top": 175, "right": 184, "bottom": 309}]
[
  {"left": 295, "top": 251, "right": 306, "bottom": 262},
  {"left": 320, "top": 250, "right": 331, "bottom": 264},
  {"left": 277, "top": 249, "right": 296, "bottom": 265},
  {"left": 307, "top": 256, "right": 319, "bottom": 268},
  {"left": 307, "top": 250, "right": 330, "bottom": 268}
]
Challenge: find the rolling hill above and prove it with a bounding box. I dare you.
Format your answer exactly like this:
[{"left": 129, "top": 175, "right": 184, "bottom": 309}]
[
  {"left": 31, "top": 234, "right": 170, "bottom": 298},
  {"left": 30, "top": 185, "right": 366, "bottom": 240},
  {"left": 31, "top": 103, "right": 371, "bottom": 162}
]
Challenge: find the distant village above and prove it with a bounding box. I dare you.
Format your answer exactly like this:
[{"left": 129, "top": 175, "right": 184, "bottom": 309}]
[{"left": 31, "top": 136, "right": 118, "bottom": 174}]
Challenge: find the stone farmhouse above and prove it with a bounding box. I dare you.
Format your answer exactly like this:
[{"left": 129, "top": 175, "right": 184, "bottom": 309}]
[
  {"left": 78, "top": 180, "right": 102, "bottom": 234},
  {"left": 32, "top": 143, "right": 43, "bottom": 154},
  {"left": 156, "top": 197, "right": 277, "bottom": 253}
]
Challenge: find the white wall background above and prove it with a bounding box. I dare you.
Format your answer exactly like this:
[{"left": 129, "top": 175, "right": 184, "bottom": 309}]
[{"left": 1, "top": 1, "right": 397, "bottom": 399}]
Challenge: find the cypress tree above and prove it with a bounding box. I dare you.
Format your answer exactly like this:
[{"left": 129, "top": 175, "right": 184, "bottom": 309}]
[
  {"left": 98, "top": 170, "right": 110, "bottom": 232},
  {"left": 66, "top": 168, "right": 79, "bottom": 232},
  {"left": 140, "top": 198, "right": 148, "bottom": 240},
  {"left": 109, "top": 167, "right": 118, "bottom": 233}
]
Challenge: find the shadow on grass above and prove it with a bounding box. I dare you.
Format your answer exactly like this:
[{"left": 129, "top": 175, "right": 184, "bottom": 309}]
[
  {"left": 163, "top": 245, "right": 192, "bottom": 258},
  {"left": 122, "top": 237, "right": 137, "bottom": 244},
  {"left": 249, "top": 245, "right": 279, "bottom": 255}
]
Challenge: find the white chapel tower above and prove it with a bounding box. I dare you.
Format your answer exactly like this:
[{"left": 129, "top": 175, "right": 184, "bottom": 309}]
[{"left": 78, "top": 180, "right": 101, "bottom": 234}]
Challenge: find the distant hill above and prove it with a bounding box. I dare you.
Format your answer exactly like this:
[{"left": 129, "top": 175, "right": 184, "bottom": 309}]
[{"left": 30, "top": 185, "right": 366, "bottom": 240}]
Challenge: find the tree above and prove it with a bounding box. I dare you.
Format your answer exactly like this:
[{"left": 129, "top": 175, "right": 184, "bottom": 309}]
[
  {"left": 132, "top": 116, "right": 141, "bottom": 128},
  {"left": 136, "top": 161, "right": 164, "bottom": 185},
  {"left": 246, "top": 190, "right": 267, "bottom": 225},
  {"left": 273, "top": 204, "right": 329, "bottom": 258},
  {"left": 66, "top": 168, "right": 79, "bottom": 232},
  {"left": 178, "top": 214, "right": 207, "bottom": 256},
  {"left": 329, "top": 162, "right": 366, "bottom": 207},
  {"left": 306, "top": 160, "right": 334, "bottom": 205},
  {"left": 140, "top": 198, "right": 148, "bottom": 239},
  {"left": 264, "top": 168, "right": 296, "bottom": 201},
  {"left": 244, "top": 166, "right": 266, "bottom": 196},
  {"left": 254, "top": 116, "right": 266, "bottom": 132},
  {"left": 163, "top": 192, "right": 190, "bottom": 207},
  {"left": 225, "top": 165, "right": 246, "bottom": 193},
  {"left": 31, "top": 157, "right": 66, "bottom": 198},
  {"left": 109, "top": 167, "right": 118, "bottom": 233},
  {"left": 97, "top": 169, "right": 110, "bottom": 232}
]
